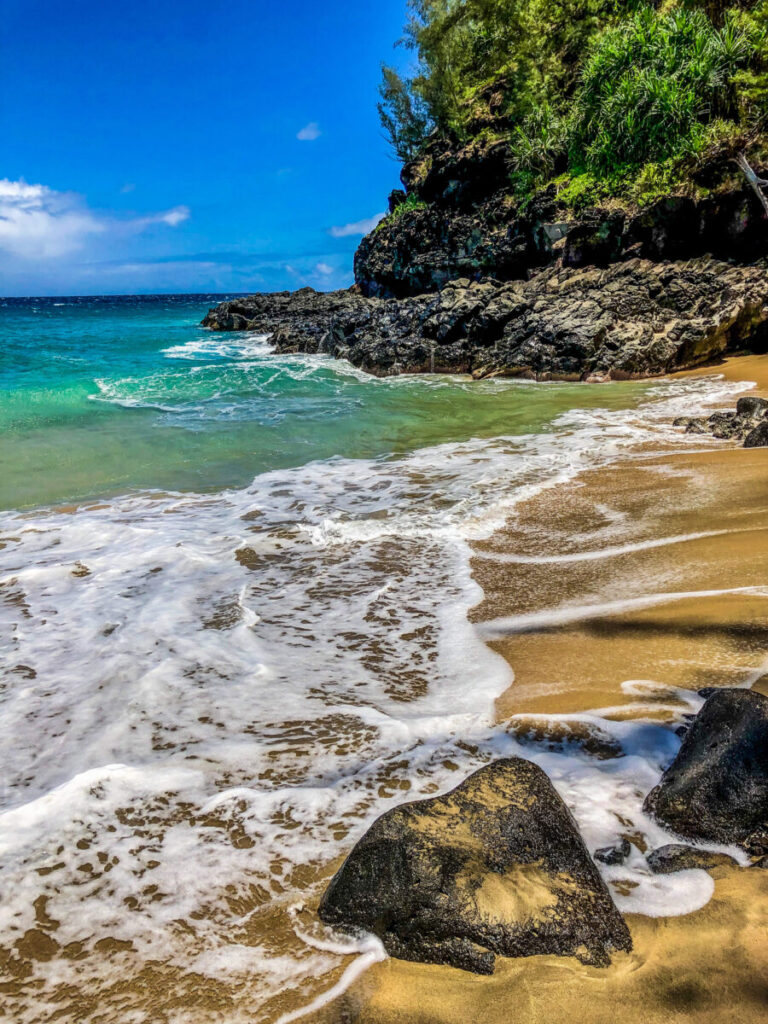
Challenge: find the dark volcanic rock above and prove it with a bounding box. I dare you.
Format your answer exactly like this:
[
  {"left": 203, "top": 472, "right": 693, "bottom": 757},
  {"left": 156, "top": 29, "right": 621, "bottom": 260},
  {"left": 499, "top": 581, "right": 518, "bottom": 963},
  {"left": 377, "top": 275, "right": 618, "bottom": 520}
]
[
  {"left": 675, "top": 394, "right": 768, "bottom": 446},
  {"left": 318, "top": 758, "right": 631, "bottom": 974},
  {"left": 594, "top": 839, "right": 631, "bottom": 865},
  {"left": 744, "top": 420, "right": 768, "bottom": 448},
  {"left": 354, "top": 193, "right": 529, "bottom": 298},
  {"left": 328, "top": 259, "right": 768, "bottom": 379},
  {"left": 353, "top": 139, "right": 768, "bottom": 299},
  {"left": 201, "top": 287, "right": 370, "bottom": 352},
  {"left": 643, "top": 689, "right": 768, "bottom": 851},
  {"left": 202, "top": 260, "right": 768, "bottom": 380},
  {"left": 646, "top": 844, "right": 739, "bottom": 874},
  {"left": 563, "top": 209, "right": 625, "bottom": 268},
  {"left": 736, "top": 395, "right": 768, "bottom": 417}
]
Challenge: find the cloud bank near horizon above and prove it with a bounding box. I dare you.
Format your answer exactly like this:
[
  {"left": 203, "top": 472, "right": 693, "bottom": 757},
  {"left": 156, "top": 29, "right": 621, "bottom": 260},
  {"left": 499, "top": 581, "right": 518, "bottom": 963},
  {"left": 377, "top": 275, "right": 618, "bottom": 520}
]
[
  {"left": 0, "top": 178, "right": 189, "bottom": 261},
  {"left": 0, "top": 176, "right": 375, "bottom": 295}
]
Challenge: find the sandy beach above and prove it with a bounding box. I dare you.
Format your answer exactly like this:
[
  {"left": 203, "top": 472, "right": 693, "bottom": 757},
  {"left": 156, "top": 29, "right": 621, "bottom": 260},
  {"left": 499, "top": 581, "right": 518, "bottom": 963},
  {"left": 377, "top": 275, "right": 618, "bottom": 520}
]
[{"left": 335, "top": 354, "right": 768, "bottom": 1023}]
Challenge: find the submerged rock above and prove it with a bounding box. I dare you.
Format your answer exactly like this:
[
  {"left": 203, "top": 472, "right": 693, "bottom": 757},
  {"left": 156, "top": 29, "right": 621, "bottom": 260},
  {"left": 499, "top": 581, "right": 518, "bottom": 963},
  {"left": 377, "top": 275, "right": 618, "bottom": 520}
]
[
  {"left": 594, "top": 839, "right": 631, "bottom": 865},
  {"left": 646, "top": 844, "right": 739, "bottom": 874},
  {"left": 318, "top": 758, "right": 631, "bottom": 974},
  {"left": 644, "top": 689, "right": 768, "bottom": 851}
]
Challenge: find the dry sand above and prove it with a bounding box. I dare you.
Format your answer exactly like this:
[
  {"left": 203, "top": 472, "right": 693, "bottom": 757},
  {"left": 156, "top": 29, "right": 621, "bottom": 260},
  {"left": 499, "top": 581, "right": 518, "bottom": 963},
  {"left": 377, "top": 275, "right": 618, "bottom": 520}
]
[{"left": 333, "top": 355, "right": 768, "bottom": 1023}]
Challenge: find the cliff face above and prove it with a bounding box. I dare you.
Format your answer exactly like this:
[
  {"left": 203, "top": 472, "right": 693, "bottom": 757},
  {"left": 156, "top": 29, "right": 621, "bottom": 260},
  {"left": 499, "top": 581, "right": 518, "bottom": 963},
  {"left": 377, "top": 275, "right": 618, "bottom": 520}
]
[
  {"left": 354, "top": 136, "right": 768, "bottom": 298},
  {"left": 202, "top": 138, "right": 768, "bottom": 380}
]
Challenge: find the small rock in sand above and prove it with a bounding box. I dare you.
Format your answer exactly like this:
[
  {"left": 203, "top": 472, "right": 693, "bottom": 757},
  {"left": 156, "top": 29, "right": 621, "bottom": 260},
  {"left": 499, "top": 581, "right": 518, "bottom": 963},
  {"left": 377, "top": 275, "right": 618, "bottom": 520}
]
[
  {"left": 646, "top": 844, "right": 739, "bottom": 874},
  {"left": 594, "top": 838, "right": 632, "bottom": 865}
]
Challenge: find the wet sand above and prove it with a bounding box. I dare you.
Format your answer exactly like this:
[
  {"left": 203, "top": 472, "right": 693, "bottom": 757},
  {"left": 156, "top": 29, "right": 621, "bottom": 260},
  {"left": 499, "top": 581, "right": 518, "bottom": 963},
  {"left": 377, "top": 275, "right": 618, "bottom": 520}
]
[{"left": 339, "top": 355, "right": 768, "bottom": 1023}]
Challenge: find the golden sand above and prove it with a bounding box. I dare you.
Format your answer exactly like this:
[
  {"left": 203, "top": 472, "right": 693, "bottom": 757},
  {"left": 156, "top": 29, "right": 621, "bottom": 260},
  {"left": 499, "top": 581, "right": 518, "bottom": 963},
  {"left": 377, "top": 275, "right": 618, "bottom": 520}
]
[{"left": 337, "top": 355, "right": 768, "bottom": 1023}]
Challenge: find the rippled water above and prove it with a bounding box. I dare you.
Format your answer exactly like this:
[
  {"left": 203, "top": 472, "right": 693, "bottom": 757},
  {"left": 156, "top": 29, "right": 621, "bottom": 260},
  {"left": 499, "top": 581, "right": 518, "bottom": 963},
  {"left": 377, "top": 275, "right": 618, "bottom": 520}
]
[{"left": 0, "top": 296, "right": 752, "bottom": 1022}]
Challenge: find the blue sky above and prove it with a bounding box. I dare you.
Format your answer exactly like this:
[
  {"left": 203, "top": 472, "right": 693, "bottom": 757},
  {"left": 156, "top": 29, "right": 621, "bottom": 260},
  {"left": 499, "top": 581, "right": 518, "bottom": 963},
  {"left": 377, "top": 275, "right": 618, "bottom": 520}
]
[{"left": 0, "top": 0, "right": 409, "bottom": 295}]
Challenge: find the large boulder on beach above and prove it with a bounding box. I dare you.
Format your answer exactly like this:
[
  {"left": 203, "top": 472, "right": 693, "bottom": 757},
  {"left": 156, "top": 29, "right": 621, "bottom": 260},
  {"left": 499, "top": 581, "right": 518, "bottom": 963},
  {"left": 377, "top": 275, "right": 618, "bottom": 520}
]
[
  {"left": 318, "top": 758, "right": 631, "bottom": 974},
  {"left": 644, "top": 689, "right": 768, "bottom": 852}
]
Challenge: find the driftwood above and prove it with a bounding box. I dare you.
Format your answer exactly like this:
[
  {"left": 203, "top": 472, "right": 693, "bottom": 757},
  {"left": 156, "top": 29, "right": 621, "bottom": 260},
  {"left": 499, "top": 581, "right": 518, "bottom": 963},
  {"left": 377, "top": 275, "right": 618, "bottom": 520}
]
[{"left": 735, "top": 152, "right": 768, "bottom": 218}]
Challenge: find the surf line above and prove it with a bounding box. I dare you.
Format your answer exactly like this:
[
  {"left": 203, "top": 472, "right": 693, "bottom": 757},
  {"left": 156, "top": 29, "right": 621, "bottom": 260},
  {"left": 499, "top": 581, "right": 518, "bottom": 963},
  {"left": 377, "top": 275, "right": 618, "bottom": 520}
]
[
  {"left": 474, "top": 529, "right": 744, "bottom": 565},
  {"left": 479, "top": 585, "right": 768, "bottom": 637}
]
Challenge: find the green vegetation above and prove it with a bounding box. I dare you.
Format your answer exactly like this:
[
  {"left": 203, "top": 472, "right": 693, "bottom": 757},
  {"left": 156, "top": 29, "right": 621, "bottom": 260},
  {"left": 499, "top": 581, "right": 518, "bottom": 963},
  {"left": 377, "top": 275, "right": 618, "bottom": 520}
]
[
  {"left": 379, "top": 0, "right": 768, "bottom": 200},
  {"left": 376, "top": 192, "right": 429, "bottom": 230}
]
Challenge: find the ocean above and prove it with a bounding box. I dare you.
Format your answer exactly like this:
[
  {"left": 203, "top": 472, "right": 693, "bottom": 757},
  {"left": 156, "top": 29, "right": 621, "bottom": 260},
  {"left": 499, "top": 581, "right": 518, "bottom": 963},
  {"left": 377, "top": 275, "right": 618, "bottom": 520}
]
[{"left": 0, "top": 295, "right": 750, "bottom": 1022}]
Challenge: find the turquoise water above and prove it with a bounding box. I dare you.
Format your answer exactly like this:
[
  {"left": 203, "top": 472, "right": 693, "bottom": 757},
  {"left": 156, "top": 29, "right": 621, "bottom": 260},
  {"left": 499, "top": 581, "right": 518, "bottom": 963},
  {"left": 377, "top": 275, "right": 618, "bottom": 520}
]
[{"left": 0, "top": 294, "right": 660, "bottom": 510}]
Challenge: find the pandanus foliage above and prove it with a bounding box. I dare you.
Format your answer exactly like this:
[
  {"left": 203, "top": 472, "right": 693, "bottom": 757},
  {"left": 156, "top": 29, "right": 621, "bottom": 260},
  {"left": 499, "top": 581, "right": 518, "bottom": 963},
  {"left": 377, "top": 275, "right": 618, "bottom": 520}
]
[{"left": 572, "top": 7, "right": 756, "bottom": 172}]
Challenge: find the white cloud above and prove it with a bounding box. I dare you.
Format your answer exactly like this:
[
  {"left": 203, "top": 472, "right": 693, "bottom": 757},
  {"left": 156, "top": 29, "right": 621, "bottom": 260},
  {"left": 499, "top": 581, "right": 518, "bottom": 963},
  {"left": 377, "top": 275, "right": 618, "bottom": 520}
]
[
  {"left": 315, "top": 262, "right": 334, "bottom": 275},
  {"left": 0, "top": 180, "right": 104, "bottom": 258},
  {"left": 328, "top": 212, "right": 386, "bottom": 238},
  {"left": 0, "top": 179, "right": 189, "bottom": 260},
  {"left": 131, "top": 205, "right": 190, "bottom": 230},
  {"left": 120, "top": 183, "right": 136, "bottom": 193},
  {"left": 297, "top": 122, "right": 321, "bottom": 141}
]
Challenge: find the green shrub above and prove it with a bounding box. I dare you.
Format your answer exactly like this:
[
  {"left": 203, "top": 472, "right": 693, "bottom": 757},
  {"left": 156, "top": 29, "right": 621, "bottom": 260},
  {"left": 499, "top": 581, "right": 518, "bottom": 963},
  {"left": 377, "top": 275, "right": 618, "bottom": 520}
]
[
  {"left": 572, "top": 7, "right": 755, "bottom": 173},
  {"left": 376, "top": 193, "right": 429, "bottom": 231},
  {"left": 510, "top": 105, "right": 568, "bottom": 181}
]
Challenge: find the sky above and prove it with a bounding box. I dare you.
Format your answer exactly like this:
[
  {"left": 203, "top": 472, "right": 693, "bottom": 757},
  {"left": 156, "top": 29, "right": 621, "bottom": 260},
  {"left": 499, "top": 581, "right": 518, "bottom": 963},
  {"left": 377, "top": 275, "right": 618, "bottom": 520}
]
[{"left": 0, "top": 0, "right": 410, "bottom": 295}]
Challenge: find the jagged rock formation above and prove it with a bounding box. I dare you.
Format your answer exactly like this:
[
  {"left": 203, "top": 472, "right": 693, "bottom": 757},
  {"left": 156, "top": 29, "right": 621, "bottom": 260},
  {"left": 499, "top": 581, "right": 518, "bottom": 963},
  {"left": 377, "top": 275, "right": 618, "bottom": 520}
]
[
  {"left": 203, "top": 139, "right": 768, "bottom": 379},
  {"left": 355, "top": 140, "right": 768, "bottom": 299},
  {"left": 318, "top": 758, "right": 631, "bottom": 974},
  {"left": 204, "top": 259, "right": 768, "bottom": 380},
  {"left": 202, "top": 287, "right": 369, "bottom": 349},
  {"left": 644, "top": 689, "right": 768, "bottom": 853}
]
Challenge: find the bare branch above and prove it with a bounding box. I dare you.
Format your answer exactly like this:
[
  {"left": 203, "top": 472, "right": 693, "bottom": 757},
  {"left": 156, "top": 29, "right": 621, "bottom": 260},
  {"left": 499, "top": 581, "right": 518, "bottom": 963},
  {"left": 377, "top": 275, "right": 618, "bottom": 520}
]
[{"left": 734, "top": 152, "right": 768, "bottom": 218}]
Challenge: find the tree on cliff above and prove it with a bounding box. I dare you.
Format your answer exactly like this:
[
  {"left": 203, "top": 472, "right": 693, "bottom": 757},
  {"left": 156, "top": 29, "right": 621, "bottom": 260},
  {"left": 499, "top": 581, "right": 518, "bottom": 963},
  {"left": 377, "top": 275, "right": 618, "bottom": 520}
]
[{"left": 378, "top": 0, "right": 768, "bottom": 194}]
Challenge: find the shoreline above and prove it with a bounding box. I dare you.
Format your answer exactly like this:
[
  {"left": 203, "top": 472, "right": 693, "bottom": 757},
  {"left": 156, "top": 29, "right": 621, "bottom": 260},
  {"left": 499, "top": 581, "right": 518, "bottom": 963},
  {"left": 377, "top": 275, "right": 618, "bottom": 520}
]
[{"left": 329, "top": 353, "right": 768, "bottom": 1023}]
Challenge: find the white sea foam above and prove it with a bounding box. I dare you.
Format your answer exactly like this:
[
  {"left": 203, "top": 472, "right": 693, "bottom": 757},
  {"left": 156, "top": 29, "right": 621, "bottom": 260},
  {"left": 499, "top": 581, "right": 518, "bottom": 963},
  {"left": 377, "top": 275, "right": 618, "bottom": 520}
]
[
  {"left": 480, "top": 585, "right": 768, "bottom": 637},
  {"left": 0, "top": 370, "right": 757, "bottom": 1021},
  {"left": 161, "top": 333, "right": 273, "bottom": 360}
]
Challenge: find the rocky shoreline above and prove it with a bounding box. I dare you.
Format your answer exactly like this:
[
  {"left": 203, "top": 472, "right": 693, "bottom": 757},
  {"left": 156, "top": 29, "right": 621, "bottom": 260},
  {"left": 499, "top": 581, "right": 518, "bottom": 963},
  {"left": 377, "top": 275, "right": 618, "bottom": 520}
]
[{"left": 205, "top": 258, "right": 768, "bottom": 380}]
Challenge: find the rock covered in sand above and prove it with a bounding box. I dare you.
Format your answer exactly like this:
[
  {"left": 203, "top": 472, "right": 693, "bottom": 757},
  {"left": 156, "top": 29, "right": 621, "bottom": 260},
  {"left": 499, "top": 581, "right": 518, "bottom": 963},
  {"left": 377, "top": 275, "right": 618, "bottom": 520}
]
[{"left": 318, "top": 757, "right": 631, "bottom": 974}]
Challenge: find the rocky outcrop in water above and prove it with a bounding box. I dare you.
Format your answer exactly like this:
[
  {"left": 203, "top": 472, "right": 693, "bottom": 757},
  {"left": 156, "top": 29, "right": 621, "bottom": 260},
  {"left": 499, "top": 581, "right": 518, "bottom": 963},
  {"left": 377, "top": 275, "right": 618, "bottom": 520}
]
[
  {"left": 644, "top": 689, "right": 768, "bottom": 853},
  {"left": 201, "top": 287, "right": 369, "bottom": 349},
  {"left": 203, "top": 136, "right": 768, "bottom": 379},
  {"left": 204, "top": 259, "right": 768, "bottom": 380},
  {"left": 318, "top": 758, "right": 631, "bottom": 974}
]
